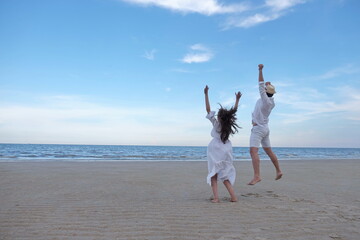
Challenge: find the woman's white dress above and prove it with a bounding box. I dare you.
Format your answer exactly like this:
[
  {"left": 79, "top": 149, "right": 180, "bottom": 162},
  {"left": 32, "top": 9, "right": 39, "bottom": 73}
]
[{"left": 206, "top": 111, "right": 236, "bottom": 186}]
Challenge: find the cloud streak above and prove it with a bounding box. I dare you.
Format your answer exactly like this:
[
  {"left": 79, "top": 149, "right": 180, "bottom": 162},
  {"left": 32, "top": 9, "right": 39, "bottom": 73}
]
[
  {"left": 143, "top": 49, "right": 157, "bottom": 60},
  {"left": 224, "top": 12, "right": 281, "bottom": 29},
  {"left": 317, "top": 64, "right": 360, "bottom": 80},
  {"left": 276, "top": 85, "right": 360, "bottom": 124},
  {"left": 223, "top": 0, "right": 307, "bottom": 29},
  {"left": 265, "top": 0, "right": 306, "bottom": 11}
]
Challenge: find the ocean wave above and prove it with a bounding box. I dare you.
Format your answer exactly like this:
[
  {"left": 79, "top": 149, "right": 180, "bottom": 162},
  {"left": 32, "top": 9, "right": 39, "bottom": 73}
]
[{"left": 1, "top": 144, "right": 360, "bottom": 162}]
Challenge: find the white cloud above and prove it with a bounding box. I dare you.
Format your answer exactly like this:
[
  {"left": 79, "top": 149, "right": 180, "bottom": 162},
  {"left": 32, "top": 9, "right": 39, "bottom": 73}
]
[
  {"left": 121, "top": 0, "right": 249, "bottom": 15},
  {"left": 181, "top": 43, "right": 213, "bottom": 63},
  {"left": 120, "top": 0, "right": 308, "bottom": 28},
  {"left": 182, "top": 53, "right": 213, "bottom": 63},
  {"left": 143, "top": 49, "right": 157, "bottom": 60},
  {"left": 190, "top": 43, "right": 209, "bottom": 51}
]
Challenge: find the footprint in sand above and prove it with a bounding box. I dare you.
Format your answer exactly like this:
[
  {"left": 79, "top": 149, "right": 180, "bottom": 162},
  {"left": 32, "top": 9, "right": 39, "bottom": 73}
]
[
  {"left": 263, "top": 191, "right": 281, "bottom": 198},
  {"left": 267, "top": 193, "right": 280, "bottom": 198},
  {"left": 329, "top": 233, "right": 344, "bottom": 239},
  {"left": 242, "top": 193, "right": 262, "bottom": 198}
]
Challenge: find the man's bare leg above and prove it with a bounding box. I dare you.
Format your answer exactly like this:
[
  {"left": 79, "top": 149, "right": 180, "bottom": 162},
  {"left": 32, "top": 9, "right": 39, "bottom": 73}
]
[
  {"left": 248, "top": 147, "right": 262, "bottom": 185},
  {"left": 263, "top": 147, "right": 283, "bottom": 180},
  {"left": 211, "top": 174, "right": 220, "bottom": 203},
  {"left": 223, "top": 180, "right": 237, "bottom": 202}
]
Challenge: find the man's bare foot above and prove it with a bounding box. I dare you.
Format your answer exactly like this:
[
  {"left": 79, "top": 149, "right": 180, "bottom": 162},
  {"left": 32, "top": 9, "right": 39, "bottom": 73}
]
[
  {"left": 248, "top": 177, "right": 261, "bottom": 185},
  {"left": 230, "top": 197, "right": 238, "bottom": 202},
  {"left": 211, "top": 199, "right": 220, "bottom": 203},
  {"left": 275, "top": 172, "right": 283, "bottom": 180}
]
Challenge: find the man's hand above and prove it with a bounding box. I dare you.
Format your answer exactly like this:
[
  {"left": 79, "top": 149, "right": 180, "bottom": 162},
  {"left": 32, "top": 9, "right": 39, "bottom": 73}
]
[
  {"left": 258, "top": 64, "right": 264, "bottom": 70},
  {"left": 265, "top": 81, "right": 271, "bottom": 86},
  {"left": 235, "top": 91, "right": 242, "bottom": 100},
  {"left": 204, "top": 85, "right": 209, "bottom": 94}
]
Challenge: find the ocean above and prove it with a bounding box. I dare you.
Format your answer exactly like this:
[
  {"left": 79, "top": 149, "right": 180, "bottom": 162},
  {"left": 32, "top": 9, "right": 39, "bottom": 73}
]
[{"left": 0, "top": 144, "right": 359, "bottom": 162}]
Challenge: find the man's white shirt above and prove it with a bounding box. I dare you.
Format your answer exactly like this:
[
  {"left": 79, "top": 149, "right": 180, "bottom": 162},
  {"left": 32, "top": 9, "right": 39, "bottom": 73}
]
[{"left": 251, "top": 81, "right": 275, "bottom": 126}]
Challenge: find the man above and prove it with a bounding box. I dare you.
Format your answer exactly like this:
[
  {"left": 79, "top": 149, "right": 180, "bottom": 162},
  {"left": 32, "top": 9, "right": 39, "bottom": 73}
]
[{"left": 248, "top": 64, "right": 283, "bottom": 185}]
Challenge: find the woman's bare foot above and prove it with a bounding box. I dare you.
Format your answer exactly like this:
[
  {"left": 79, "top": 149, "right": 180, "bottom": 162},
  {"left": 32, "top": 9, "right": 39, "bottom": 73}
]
[
  {"left": 230, "top": 197, "right": 238, "bottom": 202},
  {"left": 211, "top": 199, "right": 220, "bottom": 203},
  {"left": 248, "top": 177, "right": 261, "bottom": 185},
  {"left": 275, "top": 172, "right": 283, "bottom": 180}
]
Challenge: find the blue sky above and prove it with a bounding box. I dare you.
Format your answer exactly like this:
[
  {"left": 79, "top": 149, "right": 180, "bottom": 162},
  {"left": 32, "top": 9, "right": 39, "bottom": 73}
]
[{"left": 0, "top": 0, "right": 359, "bottom": 147}]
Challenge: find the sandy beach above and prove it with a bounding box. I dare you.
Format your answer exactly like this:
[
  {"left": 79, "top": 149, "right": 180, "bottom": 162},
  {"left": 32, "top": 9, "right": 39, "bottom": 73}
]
[{"left": 0, "top": 160, "right": 359, "bottom": 240}]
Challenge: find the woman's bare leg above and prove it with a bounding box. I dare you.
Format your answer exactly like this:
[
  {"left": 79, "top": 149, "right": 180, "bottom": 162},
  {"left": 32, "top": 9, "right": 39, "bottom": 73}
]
[
  {"left": 223, "top": 180, "right": 237, "bottom": 202},
  {"left": 211, "top": 174, "right": 219, "bottom": 203}
]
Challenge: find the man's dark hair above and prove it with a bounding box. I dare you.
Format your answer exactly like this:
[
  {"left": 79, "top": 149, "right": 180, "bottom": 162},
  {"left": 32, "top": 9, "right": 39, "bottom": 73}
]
[{"left": 266, "top": 93, "right": 274, "bottom": 97}]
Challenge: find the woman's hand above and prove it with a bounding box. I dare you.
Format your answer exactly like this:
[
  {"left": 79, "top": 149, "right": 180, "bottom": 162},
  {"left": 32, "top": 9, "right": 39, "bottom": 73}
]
[
  {"left": 204, "top": 85, "right": 211, "bottom": 113},
  {"left": 235, "top": 91, "right": 242, "bottom": 100}
]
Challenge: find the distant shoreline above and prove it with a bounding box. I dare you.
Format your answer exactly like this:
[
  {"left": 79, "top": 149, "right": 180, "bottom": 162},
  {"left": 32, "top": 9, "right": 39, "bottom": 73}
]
[{"left": 1, "top": 158, "right": 360, "bottom": 163}]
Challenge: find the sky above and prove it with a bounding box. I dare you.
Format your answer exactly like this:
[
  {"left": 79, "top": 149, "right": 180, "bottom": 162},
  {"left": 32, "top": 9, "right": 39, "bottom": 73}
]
[{"left": 0, "top": 0, "right": 359, "bottom": 147}]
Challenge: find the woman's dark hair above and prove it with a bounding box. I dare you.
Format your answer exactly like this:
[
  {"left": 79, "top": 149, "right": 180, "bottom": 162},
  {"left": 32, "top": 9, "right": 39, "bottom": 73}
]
[{"left": 217, "top": 105, "right": 240, "bottom": 144}]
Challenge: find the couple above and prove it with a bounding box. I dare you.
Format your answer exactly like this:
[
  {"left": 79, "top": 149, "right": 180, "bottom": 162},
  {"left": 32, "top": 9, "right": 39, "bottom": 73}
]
[{"left": 204, "top": 64, "right": 283, "bottom": 203}]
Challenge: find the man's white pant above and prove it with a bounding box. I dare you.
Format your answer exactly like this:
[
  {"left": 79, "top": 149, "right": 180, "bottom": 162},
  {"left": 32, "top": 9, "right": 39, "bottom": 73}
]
[{"left": 250, "top": 125, "right": 272, "bottom": 148}]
